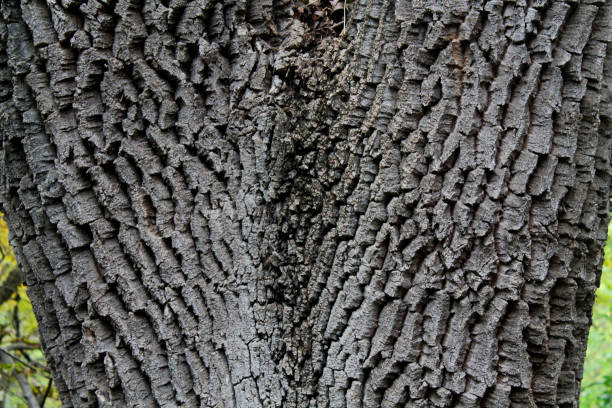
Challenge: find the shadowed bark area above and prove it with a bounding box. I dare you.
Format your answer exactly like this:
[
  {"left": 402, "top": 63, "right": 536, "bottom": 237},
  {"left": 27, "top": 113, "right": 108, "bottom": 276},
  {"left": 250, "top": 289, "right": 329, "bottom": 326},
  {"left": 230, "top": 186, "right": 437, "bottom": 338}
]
[{"left": 0, "top": 0, "right": 611, "bottom": 406}]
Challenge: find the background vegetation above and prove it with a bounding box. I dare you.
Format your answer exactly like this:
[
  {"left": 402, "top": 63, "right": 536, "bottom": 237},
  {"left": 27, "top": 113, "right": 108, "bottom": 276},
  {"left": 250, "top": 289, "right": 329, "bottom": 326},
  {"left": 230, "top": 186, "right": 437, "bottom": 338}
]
[{"left": 581, "top": 219, "right": 612, "bottom": 407}]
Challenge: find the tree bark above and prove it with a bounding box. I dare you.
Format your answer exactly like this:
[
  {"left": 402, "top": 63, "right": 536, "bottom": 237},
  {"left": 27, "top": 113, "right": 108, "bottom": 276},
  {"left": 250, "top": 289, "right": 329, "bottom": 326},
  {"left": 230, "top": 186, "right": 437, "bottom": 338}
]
[{"left": 0, "top": 0, "right": 611, "bottom": 407}]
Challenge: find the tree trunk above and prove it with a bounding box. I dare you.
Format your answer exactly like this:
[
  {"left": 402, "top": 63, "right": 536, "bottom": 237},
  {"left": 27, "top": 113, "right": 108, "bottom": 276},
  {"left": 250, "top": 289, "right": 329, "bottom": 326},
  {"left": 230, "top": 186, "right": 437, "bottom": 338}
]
[{"left": 0, "top": 0, "right": 611, "bottom": 406}]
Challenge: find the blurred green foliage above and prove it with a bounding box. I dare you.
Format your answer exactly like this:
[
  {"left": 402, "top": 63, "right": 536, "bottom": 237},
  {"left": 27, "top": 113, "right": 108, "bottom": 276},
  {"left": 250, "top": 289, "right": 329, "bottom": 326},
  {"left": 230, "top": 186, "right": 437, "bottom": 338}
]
[
  {"left": 581, "top": 220, "right": 612, "bottom": 407},
  {"left": 0, "top": 215, "right": 60, "bottom": 408}
]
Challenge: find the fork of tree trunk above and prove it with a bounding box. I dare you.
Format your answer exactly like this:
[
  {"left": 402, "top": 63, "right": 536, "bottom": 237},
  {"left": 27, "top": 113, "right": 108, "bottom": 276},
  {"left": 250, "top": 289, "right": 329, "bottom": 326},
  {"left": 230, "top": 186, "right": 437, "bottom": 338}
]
[{"left": 0, "top": 0, "right": 611, "bottom": 407}]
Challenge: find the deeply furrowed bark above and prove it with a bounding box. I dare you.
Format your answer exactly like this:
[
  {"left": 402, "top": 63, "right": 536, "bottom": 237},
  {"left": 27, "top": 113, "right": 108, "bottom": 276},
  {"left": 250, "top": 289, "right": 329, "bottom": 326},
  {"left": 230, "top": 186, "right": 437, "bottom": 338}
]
[{"left": 0, "top": 0, "right": 611, "bottom": 406}]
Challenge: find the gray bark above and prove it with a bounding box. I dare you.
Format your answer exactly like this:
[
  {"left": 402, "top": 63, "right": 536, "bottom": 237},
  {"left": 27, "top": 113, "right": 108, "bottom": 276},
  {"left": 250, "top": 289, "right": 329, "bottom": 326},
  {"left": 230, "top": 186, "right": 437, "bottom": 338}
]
[{"left": 0, "top": 0, "right": 611, "bottom": 407}]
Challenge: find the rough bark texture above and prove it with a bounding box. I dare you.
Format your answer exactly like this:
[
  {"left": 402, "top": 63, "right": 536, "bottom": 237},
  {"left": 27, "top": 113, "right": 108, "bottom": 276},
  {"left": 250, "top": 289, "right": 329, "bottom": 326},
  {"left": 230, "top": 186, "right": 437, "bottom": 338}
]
[{"left": 0, "top": 0, "right": 611, "bottom": 407}]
